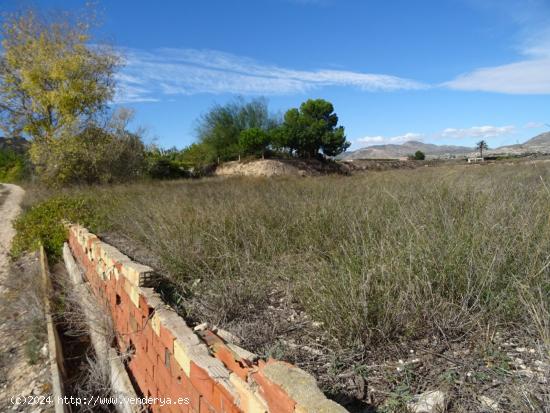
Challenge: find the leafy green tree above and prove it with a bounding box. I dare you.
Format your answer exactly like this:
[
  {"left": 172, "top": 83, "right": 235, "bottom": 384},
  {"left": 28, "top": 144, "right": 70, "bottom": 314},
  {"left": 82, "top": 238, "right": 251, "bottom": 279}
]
[
  {"left": 0, "top": 149, "right": 26, "bottom": 182},
  {"left": 476, "top": 140, "right": 488, "bottom": 159},
  {"left": 37, "top": 109, "right": 146, "bottom": 185},
  {"left": 179, "top": 142, "right": 216, "bottom": 169},
  {"left": 239, "top": 128, "right": 270, "bottom": 158},
  {"left": 0, "top": 8, "right": 121, "bottom": 183},
  {"left": 146, "top": 147, "right": 185, "bottom": 179},
  {"left": 279, "top": 99, "right": 349, "bottom": 158},
  {"left": 414, "top": 150, "right": 425, "bottom": 160},
  {"left": 196, "top": 98, "right": 278, "bottom": 161}
]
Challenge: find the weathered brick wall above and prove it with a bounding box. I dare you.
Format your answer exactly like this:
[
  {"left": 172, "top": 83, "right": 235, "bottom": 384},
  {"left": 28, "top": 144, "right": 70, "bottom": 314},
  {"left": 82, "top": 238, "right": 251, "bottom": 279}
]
[{"left": 67, "top": 225, "right": 348, "bottom": 413}]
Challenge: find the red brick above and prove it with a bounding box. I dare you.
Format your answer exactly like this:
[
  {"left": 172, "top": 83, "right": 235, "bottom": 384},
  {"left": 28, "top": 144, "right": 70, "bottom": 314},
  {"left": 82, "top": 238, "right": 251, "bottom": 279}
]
[
  {"left": 188, "top": 384, "right": 201, "bottom": 413},
  {"left": 199, "top": 397, "right": 216, "bottom": 413},
  {"left": 133, "top": 305, "right": 145, "bottom": 329},
  {"left": 146, "top": 339, "right": 159, "bottom": 365},
  {"left": 189, "top": 363, "right": 215, "bottom": 406},
  {"left": 252, "top": 368, "right": 296, "bottom": 413},
  {"left": 152, "top": 336, "right": 167, "bottom": 364},
  {"left": 159, "top": 324, "right": 176, "bottom": 353},
  {"left": 212, "top": 345, "right": 250, "bottom": 382},
  {"left": 212, "top": 383, "right": 240, "bottom": 413},
  {"left": 169, "top": 379, "right": 190, "bottom": 400},
  {"left": 156, "top": 361, "right": 173, "bottom": 390},
  {"left": 130, "top": 361, "right": 148, "bottom": 393},
  {"left": 139, "top": 295, "right": 152, "bottom": 317},
  {"left": 169, "top": 358, "right": 184, "bottom": 383}
]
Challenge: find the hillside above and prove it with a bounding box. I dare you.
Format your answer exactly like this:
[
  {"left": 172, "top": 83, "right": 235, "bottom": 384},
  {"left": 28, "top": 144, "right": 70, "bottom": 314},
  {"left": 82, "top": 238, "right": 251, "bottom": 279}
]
[
  {"left": 342, "top": 132, "right": 550, "bottom": 159},
  {"left": 487, "top": 132, "right": 550, "bottom": 155},
  {"left": 342, "top": 140, "right": 472, "bottom": 160}
]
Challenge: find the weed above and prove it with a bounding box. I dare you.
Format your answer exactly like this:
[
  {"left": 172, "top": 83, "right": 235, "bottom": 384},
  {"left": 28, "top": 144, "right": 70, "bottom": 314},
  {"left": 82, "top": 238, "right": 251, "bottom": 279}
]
[{"left": 11, "top": 195, "right": 102, "bottom": 261}]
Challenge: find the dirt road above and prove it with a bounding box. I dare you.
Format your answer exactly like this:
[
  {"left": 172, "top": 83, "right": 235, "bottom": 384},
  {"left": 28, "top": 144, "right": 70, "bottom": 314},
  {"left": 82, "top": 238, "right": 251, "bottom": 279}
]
[
  {"left": 0, "top": 184, "right": 49, "bottom": 411},
  {"left": 0, "top": 184, "right": 24, "bottom": 291}
]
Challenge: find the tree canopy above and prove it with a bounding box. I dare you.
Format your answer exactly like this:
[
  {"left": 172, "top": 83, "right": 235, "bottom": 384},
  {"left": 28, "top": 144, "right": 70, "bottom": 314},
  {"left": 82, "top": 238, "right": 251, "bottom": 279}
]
[
  {"left": 191, "top": 97, "right": 349, "bottom": 166},
  {"left": 0, "top": 8, "right": 147, "bottom": 185},
  {"left": 476, "top": 140, "right": 489, "bottom": 158},
  {"left": 196, "top": 98, "right": 278, "bottom": 161},
  {"left": 0, "top": 9, "right": 120, "bottom": 141},
  {"left": 277, "top": 99, "right": 349, "bottom": 157}
]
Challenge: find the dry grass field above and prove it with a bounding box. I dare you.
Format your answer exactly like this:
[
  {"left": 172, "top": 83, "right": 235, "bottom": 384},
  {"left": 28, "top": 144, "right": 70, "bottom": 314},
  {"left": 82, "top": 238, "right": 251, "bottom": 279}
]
[{"left": 18, "top": 160, "right": 550, "bottom": 411}]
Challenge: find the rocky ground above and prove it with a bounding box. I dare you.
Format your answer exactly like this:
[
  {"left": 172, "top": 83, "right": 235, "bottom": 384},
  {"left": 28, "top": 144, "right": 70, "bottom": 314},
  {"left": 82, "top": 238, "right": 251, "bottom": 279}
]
[
  {"left": 212, "top": 288, "right": 550, "bottom": 412},
  {"left": 0, "top": 184, "right": 53, "bottom": 413}
]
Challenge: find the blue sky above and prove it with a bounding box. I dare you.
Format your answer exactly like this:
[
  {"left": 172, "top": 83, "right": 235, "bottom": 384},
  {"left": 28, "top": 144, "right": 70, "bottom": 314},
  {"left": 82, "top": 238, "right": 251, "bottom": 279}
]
[{"left": 3, "top": 0, "right": 550, "bottom": 150}]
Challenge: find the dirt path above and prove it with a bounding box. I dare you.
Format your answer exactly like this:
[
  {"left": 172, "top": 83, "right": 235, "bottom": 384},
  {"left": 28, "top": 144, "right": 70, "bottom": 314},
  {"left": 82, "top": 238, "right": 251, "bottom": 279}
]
[
  {"left": 0, "top": 184, "right": 24, "bottom": 292},
  {"left": 0, "top": 184, "right": 25, "bottom": 279},
  {"left": 0, "top": 184, "right": 53, "bottom": 412}
]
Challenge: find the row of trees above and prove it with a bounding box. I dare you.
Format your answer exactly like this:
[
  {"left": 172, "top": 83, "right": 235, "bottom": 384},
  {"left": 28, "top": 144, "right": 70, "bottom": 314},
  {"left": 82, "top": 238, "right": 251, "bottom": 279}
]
[
  {"left": 0, "top": 8, "right": 350, "bottom": 185},
  {"left": 178, "top": 97, "right": 350, "bottom": 169}
]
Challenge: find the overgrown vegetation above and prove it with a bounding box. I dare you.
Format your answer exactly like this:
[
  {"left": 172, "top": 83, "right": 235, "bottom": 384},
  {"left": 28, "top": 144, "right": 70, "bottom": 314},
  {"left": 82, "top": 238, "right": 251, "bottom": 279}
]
[
  {"left": 0, "top": 149, "right": 26, "bottom": 182},
  {"left": 0, "top": 8, "right": 148, "bottom": 186},
  {"left": 184, "top": 97, "right": 350, "bottom": 167},
  {"left": 12, "top": 195, "right": 101, "bottom": 261},
  {"left": 17, "top": 162, "right": 550, "bottom": 347},
  {"left": 410, "top": 150, "right": 425, "bottom": 160},
  {"left": 144, "top": 97, "right": 351, "bottom": 176},
  {"left": 15, "top": 161, "right": 550, "bottom": 410}
]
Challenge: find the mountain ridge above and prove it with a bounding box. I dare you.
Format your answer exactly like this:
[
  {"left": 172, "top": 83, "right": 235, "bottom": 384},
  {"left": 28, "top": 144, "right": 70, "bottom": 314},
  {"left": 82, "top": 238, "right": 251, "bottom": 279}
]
[{"left": 341, "top": 132, "right": 550, "bottom": 160}]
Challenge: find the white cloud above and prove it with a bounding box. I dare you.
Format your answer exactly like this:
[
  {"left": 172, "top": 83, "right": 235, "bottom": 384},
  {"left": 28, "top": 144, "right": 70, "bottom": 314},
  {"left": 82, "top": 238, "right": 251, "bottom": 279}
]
[
  {"left": 355, "top": 132, "right": 423, "bottom": 147},
  {"left": 444, "top": 58, "right": 550, "bottom": 94},
  {"left": 440, "top": 125, "right": 515, "bottom": 139},
  {"left": 355, "top": 126, "right": 516, "bottom": 148},
  {"left": 445, "top": 2, "right": 550, "bottom": 94},
  {"left": 114, "top": 48, "right": 426, "bottom": 103},
  {"left": 356, "top": 136, "right": 385, "bottom": 145}
]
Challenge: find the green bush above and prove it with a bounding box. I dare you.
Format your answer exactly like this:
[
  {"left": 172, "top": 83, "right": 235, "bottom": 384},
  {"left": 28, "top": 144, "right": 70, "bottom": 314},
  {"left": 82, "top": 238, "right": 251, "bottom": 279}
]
[
  {"left": 11, "top": 196, "right": 101, "bottom": 261},
  {"left": 31, "top": 125, "right": 147, "bottom": 186},
  {"left": 0, "top": 149, "right": 26, "bottom": 182}
]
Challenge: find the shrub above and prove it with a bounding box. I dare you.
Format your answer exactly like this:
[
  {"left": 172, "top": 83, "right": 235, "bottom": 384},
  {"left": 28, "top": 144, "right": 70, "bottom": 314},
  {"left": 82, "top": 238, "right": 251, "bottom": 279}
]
[
  {"left": 11, "top": 196, "right": 101, "bottom": 261},
  {"left": 32, "top": 125, "right": 146, "bottom": 186},
  {"left": 0, "top": 149, "right": 26, "bottom": 182},
  {"left": 239, "top": 128, "right": 269, "bottom": 158},
  {"left": 196, "top": 98, "right": 279, "bottom": 162},
  {"left": 147, "top": 157, "right": 186, "bottom": 179},
  {"left": 414, "top": 150, "right": 425, "bottom": 160}
]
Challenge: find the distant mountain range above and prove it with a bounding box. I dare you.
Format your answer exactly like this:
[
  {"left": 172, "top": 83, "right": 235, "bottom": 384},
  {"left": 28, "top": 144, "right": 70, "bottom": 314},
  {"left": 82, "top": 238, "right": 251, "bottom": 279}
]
[{"left": 341, "top": 132, "right": 550, "bottom": 160}]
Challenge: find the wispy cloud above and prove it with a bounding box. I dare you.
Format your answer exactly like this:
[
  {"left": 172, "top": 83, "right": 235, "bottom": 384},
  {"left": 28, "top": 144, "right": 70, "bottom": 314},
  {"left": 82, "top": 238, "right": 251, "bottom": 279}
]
[
  {"left": 524, "top": 121, "right": 545, "bottom": 129},
  {"left": 114, "top": 48, "right": 426, "bottom": 103},
  {"left": 440, "top": 125, "right": 516, "bottom": 139},
  {"left": 354, "top": 125, "right": 516, "bottom": 148},
  {"left": 355, "top": 132, "right": 423, "bottom": 147},
  {"left": 445, "top": 1, "right": 550, "bottom": 94},
  {"left": 444, "top": 58, "right": 550, "bottom": 94}
]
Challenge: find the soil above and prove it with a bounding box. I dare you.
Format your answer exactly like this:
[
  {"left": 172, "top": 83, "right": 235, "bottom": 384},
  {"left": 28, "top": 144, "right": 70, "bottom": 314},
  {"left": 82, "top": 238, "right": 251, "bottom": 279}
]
[
  {"left": 214, "top": 158, "right": 351, "bottom": 177},
  {"left": 0, "top": 184, "right": 53, "bottom": 412}
]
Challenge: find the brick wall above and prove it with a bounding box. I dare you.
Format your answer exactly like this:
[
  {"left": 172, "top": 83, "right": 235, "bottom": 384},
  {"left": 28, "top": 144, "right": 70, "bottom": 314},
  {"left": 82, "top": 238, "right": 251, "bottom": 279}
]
[{"left": 67, "top": 225, "right": 348, "bottom": 413}]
